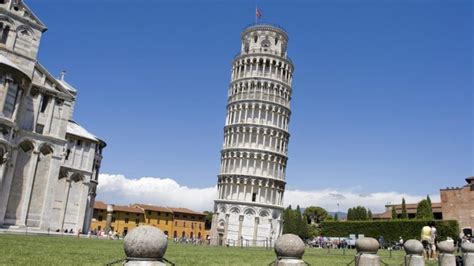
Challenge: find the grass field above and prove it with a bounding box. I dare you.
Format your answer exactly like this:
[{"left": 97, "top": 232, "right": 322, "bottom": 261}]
[{"left": 0, "top": 234, "right": 442, "bottom": 265}]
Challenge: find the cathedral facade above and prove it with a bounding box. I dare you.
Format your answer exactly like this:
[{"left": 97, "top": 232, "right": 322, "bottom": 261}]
[
  {"left": 210, "top": 24, "right": 294, "bottom": 246},
  {"left": 0, "top": 1, "right": 105, "bottom": 233}
]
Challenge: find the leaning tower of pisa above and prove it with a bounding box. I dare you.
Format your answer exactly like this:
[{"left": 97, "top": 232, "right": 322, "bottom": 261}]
[{"left": 210, "top": 24, "right": 294, "bottom": 247}]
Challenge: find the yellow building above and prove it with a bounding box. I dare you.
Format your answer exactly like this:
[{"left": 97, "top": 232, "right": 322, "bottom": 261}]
[
  {"left": 90, "top": 201, "right": 145, "bottom": 236},
  {"left": 90, "top": 201, "right": 209, "bottom": 239},
  {"left": 133, "top": 204, "right": 174, "bottom": 237},
  {"left": 169, "top": 207, "right": 207, "bottom": 240}
]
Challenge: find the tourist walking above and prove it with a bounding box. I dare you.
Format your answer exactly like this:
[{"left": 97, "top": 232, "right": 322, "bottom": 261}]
[{"left": 421, "top": 224, "right": 432, "bottom": 260}]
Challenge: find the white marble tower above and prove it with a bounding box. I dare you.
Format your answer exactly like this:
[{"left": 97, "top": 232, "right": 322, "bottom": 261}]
[{"left": 210, "top": 24, "right": 294, "bottom": 246}]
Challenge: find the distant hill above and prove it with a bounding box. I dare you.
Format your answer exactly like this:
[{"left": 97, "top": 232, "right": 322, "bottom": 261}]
[{"left": 329, "top": 212, "right": 347, "bottom": 220}]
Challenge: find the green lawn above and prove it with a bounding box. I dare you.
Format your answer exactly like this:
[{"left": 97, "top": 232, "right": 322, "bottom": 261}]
[{"left": 0, "top": 234, "right": 440, "bottom": 265}]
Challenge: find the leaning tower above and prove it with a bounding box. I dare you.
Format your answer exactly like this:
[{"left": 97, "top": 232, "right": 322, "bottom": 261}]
[{"left": 210, "top": 24, "right": 294, "bottom": 246}]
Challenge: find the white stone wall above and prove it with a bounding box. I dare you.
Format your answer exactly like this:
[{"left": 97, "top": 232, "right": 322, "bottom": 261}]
[
  {"left": 0, "top": 3, "right": 104, "bottom": 234},
  {"left": 211, "top": 24, "right": 293, "bottom": 246}
]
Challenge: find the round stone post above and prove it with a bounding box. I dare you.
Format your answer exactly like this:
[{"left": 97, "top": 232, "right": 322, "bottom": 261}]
[
  {"left": 437, "top": 241, "right": 456, "bottom": 266},
  {"left": 355, "top": 237, "right": 380, "bottom": 266},
  {"left": 403, "top": 240, "right": 425, "bottom": 266},
  {"left": 461, "top": 242, "right": 474, "bottom": 266},
  {"left": 123, "top": 225, "right": 168, "bottom": 266},
  {"left": 273, "top": 234, "right": 306, "bottom": 266}
]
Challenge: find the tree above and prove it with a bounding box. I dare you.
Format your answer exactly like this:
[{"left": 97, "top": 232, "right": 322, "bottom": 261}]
[
  {"left": 401, "top": 198, "right": 408, "bottom": 219},
  {"left": 303, "top": 206, "right": 328, "bottom": 224},
  {"left": 295, "top": 205, "right": 308, "bottom": 239},
  {"left": 416, "top": 199, "right": 433, "bottom": 220},
  {"left": 391, "top": 206, "right": 397, "bottom": 220},
  {"left": 203, "top": 211, "right": 214, "bottom": 230},
  {"left": 283, "top": 205, "right": 296, "bottom": 234},
  {"left": 426, "top": 195, "right": 434, "bottom": 220},
  {"left": 347, "top": 206, "right": 368, "bottom": 221},
  {"left": 368, "top": 209, "right": 373, "bottom": 220}
]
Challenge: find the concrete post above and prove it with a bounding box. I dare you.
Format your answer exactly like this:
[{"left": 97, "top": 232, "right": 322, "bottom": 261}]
[
  {"left": 273, "top": 234, "right": 306, "bottom": 266},
  {"left": 123, "top": 225, "right": 168, "bottom": 266},
  {"left": 461, "top": 242, "right": 474, "bottom": 266},
  {"left": 437, "top": 241, "right": 456, "bottom": 266},
  {"left": 105, "top": 204, "right": 113, "bottom": 233},
  {"left": 355, "top": 237, "right": 380, "bottom": 266},
  {"left": 403, "top": 239, "right": 425, "bottom": 266}
]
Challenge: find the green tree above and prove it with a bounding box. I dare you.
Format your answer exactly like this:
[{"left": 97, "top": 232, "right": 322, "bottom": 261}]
[
  {"left": 295, "top": 205, "right": 308, "bottom": 239},
  {"left": 416, "top": 199, "right": 433, "bottom": 220},
  {"left": 283, "top": 205, "right": 296, "bottom": 234},
  {"left": 391, "top": 206, "right": 397, "bottom": 220},
  {"left": 347, "top": 206, "right": 368, "bottom": 221},
  {"left": 401, "top": 198, "right": 408, "bottom": 219},
  {"left": 203, "top": 211, "right": 214, "bottom": 230},
  {"left": 368, "top": 209, "right": 373, "bottom": 220},
  {"left": 426, "top": 195, "right": 434, "bottom": 220},
  {"left": 303, "top": 206, "right": 328, "bottom": 224}
]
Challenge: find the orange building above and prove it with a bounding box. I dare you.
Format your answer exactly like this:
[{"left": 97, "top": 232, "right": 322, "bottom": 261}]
[
  {"left": 169, "top": 207, "right": 206, "bottom": 240},
  {"left": 90, "top": 201, "right": 145, "bottom": 235},
  {"left": 90, "top": 202, "right": 209, "bottom": 239},
  {"left": 133, "top": 204, "right": 174, "bottom": 237}
]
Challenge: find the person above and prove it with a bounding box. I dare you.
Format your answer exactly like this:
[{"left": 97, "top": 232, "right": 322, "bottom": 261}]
[
  {"left": 421, "top": 224, "right": 432, "bottom": 260},
  {"left": 399, "top": 236, "right": 404, "bottom": 249},
  {"left": 430, "top": 224, "right": 437, "bottom": 260},
  {"left": 378, "top": 236, "right": 385, "bottom": 249}
]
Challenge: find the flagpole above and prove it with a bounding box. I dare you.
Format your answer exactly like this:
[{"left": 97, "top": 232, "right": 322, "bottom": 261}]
[{"left": 255, "top": 5, "right": 257, "bottom": 24}]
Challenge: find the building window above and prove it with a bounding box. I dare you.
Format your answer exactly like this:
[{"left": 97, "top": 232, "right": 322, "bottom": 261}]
[
  {"left": 98, "top": 215, "right": 103, "bottom": 222},
  {"left": 157, "top": 212, "right": 161, "bottom": 216},
  {"left": 65, "top": 149, "right": 71, "bottom": 160},
  {"left": 125, "top": 218, "right": 129, "bottom": 224},
  {"left": 35, "top": 124, "right": 44, "bottom": 134},
  {"left": 148, "top": 210, "right": 152, "bottom": 215},
  {"left": 40, "top": 95, "right": 50, "bottom": 113},
  {"left": 252, "top": 192, "right": 257, "bottom": 202},
  {"left": 76, "top": 139, "right": 82, "bottom": 146},
  {"left": 166, "top": 213, "right": 169, "bottom": 217},
  {"left": 0, "top": 25, "right": 9, "bottom": 44}
]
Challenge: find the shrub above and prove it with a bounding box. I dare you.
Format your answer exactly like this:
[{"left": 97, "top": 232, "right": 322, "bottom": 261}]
[{"left": 320, "top": 220, "right": 459, "bottom": 243}]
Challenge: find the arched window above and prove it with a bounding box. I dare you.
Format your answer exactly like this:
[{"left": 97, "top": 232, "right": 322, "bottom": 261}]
[
  {"left": 19, "top": 141, "right": 34, "bottom": 153},
  {"left": 1, "top": 25, "right": 9, "bottom": 44},
  {"left": 253, "top": 35, "right": 258, "bottom": 43},
  {"left": 182, "top": 231, "right": 185, "bottom": 238}
]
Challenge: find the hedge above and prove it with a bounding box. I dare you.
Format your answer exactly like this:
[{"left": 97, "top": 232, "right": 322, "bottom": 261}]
[{"left": 320, "top": 220, "right": 459, "bottom": 244}]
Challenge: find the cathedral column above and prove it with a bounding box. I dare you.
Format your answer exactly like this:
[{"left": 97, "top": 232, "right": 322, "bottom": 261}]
[
  {"left": 253, "top": 217, "right": 259, "bottom": 246},
  {"left": 237, "top": 215, "right": 244, "bottom": 246},
  {"left": 20, "top": 149, "right": 40, "bottom": 226}
]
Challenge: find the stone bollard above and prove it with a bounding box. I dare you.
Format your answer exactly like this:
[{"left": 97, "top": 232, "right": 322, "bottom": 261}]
[
  {"left": 437, "top": 241, "right": 456, "bottom": 266},
  {"left": 403, "top": 240, "right": 425, "bottom": 266},
  {"left": 123, "top": 225, "right": 168, "bottom": 265},
  {"left": 461, "top": 242, "right": 474, "bottom": 266},
  {"left": 355, "top": 237, "right": 380, "bottom": 266},
  {"left": 273, "top": 234, "right": 306, "bottom": 266}
]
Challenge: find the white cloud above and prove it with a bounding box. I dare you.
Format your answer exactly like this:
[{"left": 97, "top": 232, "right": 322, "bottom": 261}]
[{"left": 97, "top": 174, "right": 439, "bottom": 213}]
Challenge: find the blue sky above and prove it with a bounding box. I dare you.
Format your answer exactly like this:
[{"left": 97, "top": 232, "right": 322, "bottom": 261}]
[{"left": 27, "top": 1, "right": 472, "bottom": 204}]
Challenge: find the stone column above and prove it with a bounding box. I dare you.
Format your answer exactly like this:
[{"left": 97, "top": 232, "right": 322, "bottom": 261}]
[
  {"left": 461, "top": 242, "right": 474, "bottom": 266},
  {"left": 105, "top": 204, "right": 114, "bottom": 233},
  {"left": 223, "top": 214, "right": 229, "bottom": 244},
  {"left": 20, "top": 149, "right": 40, "bottom": 226},
  {"left": 355, "top": 237, "right": 380, "bottom": 266},
  {"left": 403, "top": 239, "right": 424, "bottom": 266},
  {"left": 237, "top": 215, "right": 244, "bottom": 246},
  {"left": 437, "top": 241, "right": 456, "bottom": 266},
  {"left": 253, "top": 217, "right": 259, "bottom": 246}
]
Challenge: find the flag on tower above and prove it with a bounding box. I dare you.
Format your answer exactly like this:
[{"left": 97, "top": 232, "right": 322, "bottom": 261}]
[{"left": 256, "top": 7, "right": 262, "bottom": 20}]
